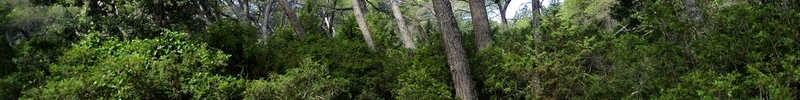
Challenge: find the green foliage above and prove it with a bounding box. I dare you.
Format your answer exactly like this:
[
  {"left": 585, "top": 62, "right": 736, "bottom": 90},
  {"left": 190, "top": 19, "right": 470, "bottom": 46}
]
[
  {"left": 389, "top": 47, "right": 453, "bottom": 100},
  {"left": 393, "top": 64, "right": 453, "bottom": 100},
  {"left": 2, "top": 0, "right": 800, "bottom": 99},
  {"left": 243, "top": 57, "right": 349, "bottom": 100},
  {"left": 20, "top": 30, "right": 233, "bottom": 99},
  {"left": 0, "top": 35, "right": 15, "bottom": 77},
  {"left": 197, "top": 21, "right": 272, "bottom": 78},
  {"left": 655, "top": 2, "right": 800, "bottom": 99}
]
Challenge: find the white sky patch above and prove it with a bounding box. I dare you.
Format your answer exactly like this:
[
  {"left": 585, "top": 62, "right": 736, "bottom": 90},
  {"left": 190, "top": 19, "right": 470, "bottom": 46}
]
[{"left": 491, "top": 0, "right": 561, "bottom": 22}]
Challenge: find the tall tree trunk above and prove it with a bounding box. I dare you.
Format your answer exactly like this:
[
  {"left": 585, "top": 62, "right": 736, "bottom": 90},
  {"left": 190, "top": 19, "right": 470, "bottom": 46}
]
[
  {"left": 260, "top": 0, "right": 275, "bottom": 41},
  {"left": 530, "top": 0, "right": 543, "bottom": 98},
  {"left": 469, "top": 0, "right": 492, "bottom": 50},
  {"left": 351, "top": 0, "right": 377, "bottom": 50},
  {"left": 391, "top": 0, "right": 416, "bottom": 49},
  {"left": 278, "top": 0, "right": 306, "bottom": 38},
  {"left": 433, "top": 0, "right": 477, "bottom": 99},
  {"left": 531, "top": 0, "right": 542, "bottom": 41}
]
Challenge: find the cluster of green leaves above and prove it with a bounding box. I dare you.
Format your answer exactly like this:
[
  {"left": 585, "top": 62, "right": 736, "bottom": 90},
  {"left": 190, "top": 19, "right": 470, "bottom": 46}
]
[
  {"left": 3, "top": 0, "right": 800, "bottom": 99},
  {"left": 656, "top": 1, "right": 800, "bottom": 99},
  {"left": 243, "top": 57, "right": 349, "bottom": 100},
  {"left": 475, "top": 0, "right": 800, "bottom": 99},
  {"left": 20, "top": 30, "right": 232, "bottom": 99}
]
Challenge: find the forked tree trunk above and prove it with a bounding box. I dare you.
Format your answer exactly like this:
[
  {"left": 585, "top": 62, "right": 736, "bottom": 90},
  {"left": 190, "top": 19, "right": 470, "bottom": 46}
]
[
  {"left": 351, "top": 0, "right": 376, "bottom": 49},
  {"left": 391, "top": 0, "right": 416, "bottom": 49},
  {"left": 497, "top": 0, "right": 511, "bottom": 29},
  {"left": 433, "top": 0, "right": 477, "bottom": 99},
  {"left": 278, "top": 0, "right": 306, "bottom": 38}
]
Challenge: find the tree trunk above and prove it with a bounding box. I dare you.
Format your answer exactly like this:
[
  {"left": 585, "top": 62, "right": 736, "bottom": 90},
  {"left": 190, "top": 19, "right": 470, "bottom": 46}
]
[
  {"left": 469, "top": 0, "right": 492, "bottom": 50},
  {"left": 193, "top": 0, "right": 213, "bottom": 25},
  {"left": 391, "top": 0, "right": 416, "bottom": 49},
  {"left": 227, "top": 0, "right": 244, "bottom": 23},
  {"left": 531, "top": 0, "right": 543, "bottom": 98},
  {"left": 322, "top": 0, "right": 337, "bottom": 37},
  {"left": 498, "top": 0, "right": 511, "bottom": 30},
  {"left": 278, "top": 0, "right": 306, "bottom": 38},
  {"left": 241, "top": 0, "right": 253, "bottom": 25},
  {"left": 532, "top": 0, "right": 542, "bottom": 41},
  {"left": 432, "top": 0, "right": 477, "bottom": 100},
  {"left": 260, "top": 0, "right": 275, "bottom": 41},
  {"left": 351, "top": 0, "right": 377, "bottom": 50},
  {"left": 500, "top": 12, "right": 509, "bottom": 29}
]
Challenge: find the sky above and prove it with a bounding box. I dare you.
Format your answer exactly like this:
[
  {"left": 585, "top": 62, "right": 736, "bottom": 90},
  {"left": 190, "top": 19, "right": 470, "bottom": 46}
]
[{"left": 492, "top": 0, "right": 561, "bottom": 21}]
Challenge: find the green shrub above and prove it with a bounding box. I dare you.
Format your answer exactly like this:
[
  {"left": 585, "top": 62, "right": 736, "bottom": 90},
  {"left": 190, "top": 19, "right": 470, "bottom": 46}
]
[
  {"left": 21, "top": 30, "right": 235, "bottom": 99},
  {"left": 243, "top": 57, "right": 349, "bottom": 100}
]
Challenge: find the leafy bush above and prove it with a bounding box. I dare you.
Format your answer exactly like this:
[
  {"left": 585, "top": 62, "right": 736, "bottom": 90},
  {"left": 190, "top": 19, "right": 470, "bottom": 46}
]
[
  {"left": 20, "top": 30, "right": 234, "bottom": 99},
  {"left": 243, "top": 57, "right": 349, "bottom": 100},
  {"left": 196, "top": 21, "right": 273, "bottom": 78}
]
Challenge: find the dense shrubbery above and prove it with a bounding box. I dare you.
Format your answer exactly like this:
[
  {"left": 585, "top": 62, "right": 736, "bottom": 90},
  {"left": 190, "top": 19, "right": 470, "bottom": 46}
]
[
  {"left": 20, "top": 30, "right": 232, "bottom": 99},
  {"left": 2, "top": 0, "right": 799, "bottom": 99}
]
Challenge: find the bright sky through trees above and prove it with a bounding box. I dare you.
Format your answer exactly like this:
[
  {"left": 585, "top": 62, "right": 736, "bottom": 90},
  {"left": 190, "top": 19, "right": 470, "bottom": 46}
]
[{"left": 492, "top": 0, "right": 560, "bottom": 21}]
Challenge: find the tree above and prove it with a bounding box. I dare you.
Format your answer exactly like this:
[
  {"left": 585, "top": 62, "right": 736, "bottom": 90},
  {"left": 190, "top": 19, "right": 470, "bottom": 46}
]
[
  {"left": 493, "top": 0, "right": 512, "bottom": 29},
  {"left": 278, "top": 0, "right": 306, "bottom": 38},
  {"left": 259, "top": 0, "right": 275, "bottom": 41},
  {"left": 226, "top": 0, "right": 245, "bottom": 23},
  {"left": 432, "top": 0, "right": 477, "bottom": 99},
  {"left": 529, "top": 0, "right": 543, "bottom": 98},
  {"left": 468, "top": 0, "right": 492, "bottom": 50},
  {"left": 391, "top": 0, "right": 416, "bottom": 49},
  {"left": 20, "top": 31, "right": 236, "bottom": 99},
  {"left": 350, "top": 0, "right": 376, "bottom": 49}
]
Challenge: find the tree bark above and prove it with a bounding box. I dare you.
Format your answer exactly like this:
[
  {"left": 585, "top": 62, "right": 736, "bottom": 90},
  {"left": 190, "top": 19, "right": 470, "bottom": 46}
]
[
  {"left": 241, "top": 0, "right": 254, "bottom": 25},
  {"left": 469, "top": 0, "right": 492, "bottom": 50},
  {"left": 391, "top": 0, "right": 416, "bottom": 49},
  {"left": 496, "top": 0, "right": 511, "bottom": 30},
  {"left": 278, "top": 0, "right": 306, "bottom": 38},
  {"left": 351, "top": 0, "right": 377, "bottom": 50},
  {"left": 193, "top": 0, "right": 213, "bottom": 25},
  {"left": 260, "top": 0, "right": 275, "bottom": 41},
  {"left": 432, "top": 0, "right": 477, "bottom": 99},
  {"left": 227, "top": 0, "right": 244, "bottom": 23},
  {"left": 532, "top": 0, "right": 542, "bottom": 41},
  {"left": 321, "top": 0, "right": 338, "bottom": 37},
  {"left": 530, "top": 0, "right": 543, "bottom": 98}
]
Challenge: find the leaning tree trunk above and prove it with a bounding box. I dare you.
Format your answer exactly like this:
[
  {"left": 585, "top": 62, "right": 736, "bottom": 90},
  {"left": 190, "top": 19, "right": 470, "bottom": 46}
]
[
  {"left": 351, "top": 0, "right": 377, "bottom": 50},
  {"left": 469, "top": 0, "right": 492, "bottom": 50},
  {"left": 391, "top": 0, "right": 416, "bottom": 49},
  {"left": 278, "top": 0, "right": 306, "bottom": 38},
  {"left": 433, "top": 0, "right": 477, "bottom": 99}
]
